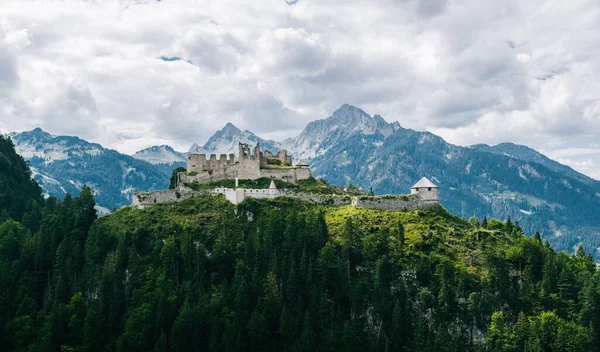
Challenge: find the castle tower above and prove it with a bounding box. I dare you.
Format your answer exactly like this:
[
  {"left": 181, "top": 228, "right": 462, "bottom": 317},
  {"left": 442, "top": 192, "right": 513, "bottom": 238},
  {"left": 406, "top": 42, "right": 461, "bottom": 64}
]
[
  {"left": 411, "top": 177, "right": 439, "bottom": 203},
  {"left": 254, "top": 142, "right": 261, "bottom": 160},
  {"left": 268, "top": 179, "right": 279, "bottom": 196},
  {"left": 238, "top": 142, "right": 252, "bottom": 159}
]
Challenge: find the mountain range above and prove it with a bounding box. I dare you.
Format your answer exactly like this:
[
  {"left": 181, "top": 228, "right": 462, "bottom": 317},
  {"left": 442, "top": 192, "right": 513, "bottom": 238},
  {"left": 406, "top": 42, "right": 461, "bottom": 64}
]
[
  {"left": 7, "top": 104, "right": 600, "bottom": 258},
  {"left": 8, "top": 128, "right": 171, "bottom": 214}
]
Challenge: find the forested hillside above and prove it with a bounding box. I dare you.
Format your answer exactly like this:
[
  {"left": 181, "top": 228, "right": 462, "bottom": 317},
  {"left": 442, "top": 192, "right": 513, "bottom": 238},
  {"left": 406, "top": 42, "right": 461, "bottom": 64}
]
[
  {"left": 0, "top": 135, "right": 43, "bottom": 223},
  {"left": 2, "top": 135, "right": 600, "bottom": 351}
]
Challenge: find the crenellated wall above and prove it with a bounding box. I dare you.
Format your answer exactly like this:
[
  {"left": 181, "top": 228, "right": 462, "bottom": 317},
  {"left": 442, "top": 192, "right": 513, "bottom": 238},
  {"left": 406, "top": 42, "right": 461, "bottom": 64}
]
[
  {"left": 185, "top": 142, "right": 309, "bottom": 184},
  {"left": 187, "top": 153, "right": 237, "bottom": 173}
]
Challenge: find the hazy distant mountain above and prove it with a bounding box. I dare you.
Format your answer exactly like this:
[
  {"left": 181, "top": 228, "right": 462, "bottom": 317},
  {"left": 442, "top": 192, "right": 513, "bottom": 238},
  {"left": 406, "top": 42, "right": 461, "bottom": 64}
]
[
  {"left": 131, "top": 145, "right": 186, "bottom": 176},
  {"left": 132, "top": 145, "right": 186, "bottom": 165},
  {"left": 9, "top": 128, "right": 170, "bottom": 211}
]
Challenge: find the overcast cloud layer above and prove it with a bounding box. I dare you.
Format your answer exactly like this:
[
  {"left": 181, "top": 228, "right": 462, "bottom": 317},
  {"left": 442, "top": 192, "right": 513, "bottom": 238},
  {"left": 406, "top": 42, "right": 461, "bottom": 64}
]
[{"left": 1, "top": 0, "right": 599, "bottom": 179}]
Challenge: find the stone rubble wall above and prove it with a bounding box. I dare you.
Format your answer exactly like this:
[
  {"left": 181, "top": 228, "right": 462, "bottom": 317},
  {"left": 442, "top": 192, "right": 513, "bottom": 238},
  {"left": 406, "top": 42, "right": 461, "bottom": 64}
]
[
  {"left": 352, "top": 195, "right": 440, "bottom": 211},
  {"left": 180, "top": 165, "right": 312, "bottom": 185},
  {"left": 279, "top": 191, "right": 353, "bottom": 206},
  {"left": 132, "top": 188, "right": 202, "bottom": 208},
  {"left": 132, "top": 188, "right": 439, "bottom": 211}
]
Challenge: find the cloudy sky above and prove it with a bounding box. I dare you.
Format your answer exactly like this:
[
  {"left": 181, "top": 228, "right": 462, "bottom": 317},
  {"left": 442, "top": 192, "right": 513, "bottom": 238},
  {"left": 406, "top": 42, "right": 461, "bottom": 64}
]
[{"left": 1, "top": 0, "right": 599, "bottom": 179}]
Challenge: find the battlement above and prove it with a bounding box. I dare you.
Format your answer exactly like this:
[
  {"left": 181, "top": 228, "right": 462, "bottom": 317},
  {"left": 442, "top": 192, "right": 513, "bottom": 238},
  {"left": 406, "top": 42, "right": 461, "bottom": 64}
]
[
  {"left": 186, "top": 141, "right": 311, "bottom": 184},
  {"left": 187, "top": 153, "right": 236, "bottom": 162}
]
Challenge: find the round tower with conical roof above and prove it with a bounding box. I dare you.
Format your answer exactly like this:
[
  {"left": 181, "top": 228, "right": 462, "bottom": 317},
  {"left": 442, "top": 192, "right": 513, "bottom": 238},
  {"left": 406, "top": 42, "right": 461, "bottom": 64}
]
[{"left": 411, "top": 177, "right": 439, "bottom": 203}]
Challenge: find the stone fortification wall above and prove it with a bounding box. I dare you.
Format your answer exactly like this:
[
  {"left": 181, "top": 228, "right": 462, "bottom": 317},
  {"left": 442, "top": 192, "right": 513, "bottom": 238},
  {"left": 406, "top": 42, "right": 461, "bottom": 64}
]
[
  {"left": 132, "top": 188, "right": 202, "bottom": 208},
  {"left": 185, "top": 141, "right": 309, "bottom": 184},
  {"left": 260, "top": 167, "right": 311, "bottom": 183},
  {"left": 133, "top": 189, "right": 439, "bottom": 212},
  {"left": 279, "top": 190, "right": 353, "bottom": 206},
  {"left": 187, "top": 154, "right": 237, "bottom": 173},
  {"left": 181, "top": 165, "right": 311, "bottom": 185},
  {"left": 181, "top": 157, "right": 263, "bottom": 184},
  {"left": 352, "top": 195, "right": 440, "bottom": 211}
]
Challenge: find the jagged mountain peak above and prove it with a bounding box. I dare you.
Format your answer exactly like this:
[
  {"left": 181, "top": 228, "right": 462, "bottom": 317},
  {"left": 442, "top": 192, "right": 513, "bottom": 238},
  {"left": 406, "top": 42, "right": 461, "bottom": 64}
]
[
  {"left": 285, "top": 104, "right": 401, "bottom": 160},
  {"left": 11, "top": 128, "right": 54, "bottom": 142},
  {"left": 190, "top": 122, "right": 280, "bottom": 156},
  {"left": 31, "top": 127, "right": 49, "bottom": 135},
  {"left": 188, "top": 143, "right": 201, "bottom": 153},
  {"left": 220, "top": 122, "right": 242, "bottom": 135},
  {"left": 223, "top": 122, "right": 240, "bottom": 129}
]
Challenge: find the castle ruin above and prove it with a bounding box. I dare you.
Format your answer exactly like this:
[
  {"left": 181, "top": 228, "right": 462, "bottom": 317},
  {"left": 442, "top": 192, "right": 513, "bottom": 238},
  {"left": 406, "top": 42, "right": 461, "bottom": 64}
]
[{"left": 181, "top": 142, "right": 311, "bottom": 185}]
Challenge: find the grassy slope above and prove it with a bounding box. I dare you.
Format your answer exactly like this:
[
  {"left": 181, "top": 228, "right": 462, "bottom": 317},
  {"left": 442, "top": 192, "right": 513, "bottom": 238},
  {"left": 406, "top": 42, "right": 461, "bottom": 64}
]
[{"left": 324, "top": 205, "right": 505, "bottom": 275}]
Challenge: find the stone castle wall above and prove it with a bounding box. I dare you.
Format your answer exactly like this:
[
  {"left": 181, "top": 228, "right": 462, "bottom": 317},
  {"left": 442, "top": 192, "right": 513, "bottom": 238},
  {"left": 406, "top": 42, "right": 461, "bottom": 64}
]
[
  {"left": 410, "top": 187, "right": 439, "bottom": 202},
  {"left": 132, "top": 188, "right": 201, "bottom": 208},
  {"left": 352, "top": 195, "right": 440, "bottom": 211},
  {"left": 132, "top": 188, "right": 438, "bottom": 212},
  {"left": 185, "top": 142, "right": 309, "bottom": 184},
  {"left": 187, "top": 153, "right": 237, "bottom": 173},
  {"left": 263, "top": 149, "right": 293, "bottom": 166},
  {"left": 260, "top": 167, "right": 312, "bottom": 183},
  {"left": 180, "top": 165, "right": 311, "bottom": 185}
]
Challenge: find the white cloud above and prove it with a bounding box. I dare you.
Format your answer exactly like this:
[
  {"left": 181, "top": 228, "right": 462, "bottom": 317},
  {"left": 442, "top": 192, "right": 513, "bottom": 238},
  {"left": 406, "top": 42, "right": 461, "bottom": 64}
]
[{"left": 0, "top": 0, "right": 598, "bottom": 179}]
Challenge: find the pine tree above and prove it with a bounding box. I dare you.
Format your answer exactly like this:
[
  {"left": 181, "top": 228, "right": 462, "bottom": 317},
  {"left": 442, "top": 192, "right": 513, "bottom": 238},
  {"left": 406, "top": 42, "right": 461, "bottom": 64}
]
[
  {"left": 169, "top": 167, "right": 186, "bottom": 190},
  {"left": 482, "top": 216, "right": 489, "bottom": 228}
]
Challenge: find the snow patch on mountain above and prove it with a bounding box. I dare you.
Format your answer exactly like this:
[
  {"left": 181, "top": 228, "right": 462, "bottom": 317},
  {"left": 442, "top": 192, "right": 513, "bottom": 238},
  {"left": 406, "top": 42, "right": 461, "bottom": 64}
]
[
  {"left": 10, "top": 128, "right": 103, "bottom": 163},
  {"left": 31, "top": 167, "right": 67, "bottom": 194}
]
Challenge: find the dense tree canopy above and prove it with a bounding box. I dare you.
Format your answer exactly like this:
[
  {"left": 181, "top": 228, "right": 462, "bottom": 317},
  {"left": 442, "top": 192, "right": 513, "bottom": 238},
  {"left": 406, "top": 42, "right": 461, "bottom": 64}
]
[{"left": 0, "top": 135, "right": 43, "bottom": 224}]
